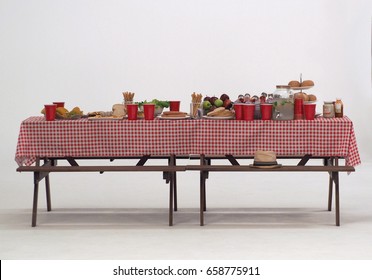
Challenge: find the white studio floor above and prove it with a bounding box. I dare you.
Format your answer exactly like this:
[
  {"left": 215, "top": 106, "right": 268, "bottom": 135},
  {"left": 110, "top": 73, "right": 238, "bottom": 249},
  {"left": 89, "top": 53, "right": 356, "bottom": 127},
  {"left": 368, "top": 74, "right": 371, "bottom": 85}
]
[{"left": 1, "top": 159, "right": 372, "bottom": 260}]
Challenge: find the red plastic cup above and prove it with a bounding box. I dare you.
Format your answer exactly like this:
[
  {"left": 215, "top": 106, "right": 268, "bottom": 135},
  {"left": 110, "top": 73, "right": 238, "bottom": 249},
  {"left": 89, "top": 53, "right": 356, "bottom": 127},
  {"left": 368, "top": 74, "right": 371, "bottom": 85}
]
[
  {"left": 169, "top": 101, "right": 180, "bottom": 111},
  {"left": 294, "top": 98, "right": 303, "bottom": 120},
  {"left": 143, "top": 104, "right": 155, "bottom": 120},
  {"left": 242, "top": 104, "right": 255, "bottom": 121},
  {"left": 260, "top": 103, "right": 273, "bottom": 120},
  {"left": 44, "top": 104, "right": 57, "bottom": 121},
  {"left": 53, "top": 102, "right": 65, "bottom": 108},
  {"left": 304, "top": 103, "right": 316, "bottom": 120},
  {"left": 234, "top": 103, "right": 244, "bottom": 120},
  {"left": 127, "top": 104, "right": 138, "bottom": 120}
]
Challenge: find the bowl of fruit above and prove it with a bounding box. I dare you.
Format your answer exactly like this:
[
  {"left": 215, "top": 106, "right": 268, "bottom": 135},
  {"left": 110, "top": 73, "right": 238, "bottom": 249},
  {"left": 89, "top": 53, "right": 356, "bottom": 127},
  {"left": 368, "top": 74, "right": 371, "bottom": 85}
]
[{"left": 202, "top": 94, "right": 233, "bottom": 115}]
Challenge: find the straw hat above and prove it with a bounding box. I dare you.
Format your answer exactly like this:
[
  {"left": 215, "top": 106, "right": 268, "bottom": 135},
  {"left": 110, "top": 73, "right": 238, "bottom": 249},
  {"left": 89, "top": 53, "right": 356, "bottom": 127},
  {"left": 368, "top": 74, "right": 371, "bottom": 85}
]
[{"left": 249, "top": 150, "right": 282, "bottom": 169}]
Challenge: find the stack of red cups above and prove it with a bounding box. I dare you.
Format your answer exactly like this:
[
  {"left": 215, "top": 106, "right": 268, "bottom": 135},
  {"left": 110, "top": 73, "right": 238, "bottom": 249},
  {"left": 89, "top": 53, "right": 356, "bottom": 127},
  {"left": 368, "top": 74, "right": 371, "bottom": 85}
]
[{"left": 294, "top": 98, "right": 303, "bottom": 120}]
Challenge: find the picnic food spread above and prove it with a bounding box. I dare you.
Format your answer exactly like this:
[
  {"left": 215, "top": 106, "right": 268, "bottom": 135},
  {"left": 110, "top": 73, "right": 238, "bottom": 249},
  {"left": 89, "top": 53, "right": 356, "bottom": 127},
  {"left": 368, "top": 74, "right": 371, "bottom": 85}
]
[
  {"left": 41, "top": 106, "right": 83, "bottom": 119},
  {"left": 39, "top": 75, "right": 346, "bottom": 122}
]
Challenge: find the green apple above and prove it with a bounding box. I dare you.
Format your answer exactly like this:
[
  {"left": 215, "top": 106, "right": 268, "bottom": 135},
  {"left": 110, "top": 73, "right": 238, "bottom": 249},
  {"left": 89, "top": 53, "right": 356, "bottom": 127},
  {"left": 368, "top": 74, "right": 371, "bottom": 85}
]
[
  {"left": 214, "top": 99, "right": 223, "bottom": 107},
  {"left": 203, "top": 101, "right": 212, "bottom": 110}
]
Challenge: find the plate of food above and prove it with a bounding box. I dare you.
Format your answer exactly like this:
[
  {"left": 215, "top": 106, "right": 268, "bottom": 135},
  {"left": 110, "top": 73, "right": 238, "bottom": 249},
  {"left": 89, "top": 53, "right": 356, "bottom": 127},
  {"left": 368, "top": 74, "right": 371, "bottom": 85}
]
[
  {"left": 203, "top": 107, "right": 235, "bottom": 119},
  {"left": 202, "top": 115, "right": 234, "bottom": 120},
  {"left": 87, "top": 111, "right": 125, "bottom": 120},
  {"left": 288, "top": 79, "right": 314, "bottom": 90},
  {"left": 158, "top": 111, "right": 190, "bottom": 120},
  {"left": 158, "top": 116, "right": 190, "bottom": 120},
  {"left": 41, "top": 106, "right": 84, "bottom": 120}
]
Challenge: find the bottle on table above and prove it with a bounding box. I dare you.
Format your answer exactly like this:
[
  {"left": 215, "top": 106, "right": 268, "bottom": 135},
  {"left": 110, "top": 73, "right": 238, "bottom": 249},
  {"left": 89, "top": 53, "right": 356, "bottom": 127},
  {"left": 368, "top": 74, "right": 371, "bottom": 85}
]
[{"left": 335, "top": 98, "right": 343, "bottom": 118}]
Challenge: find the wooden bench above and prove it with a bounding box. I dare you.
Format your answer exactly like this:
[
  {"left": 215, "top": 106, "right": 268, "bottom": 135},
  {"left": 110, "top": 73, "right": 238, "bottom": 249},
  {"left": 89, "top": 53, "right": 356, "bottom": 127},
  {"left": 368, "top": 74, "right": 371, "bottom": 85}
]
[
  {"left": 186, "top": 154, "right": 355, "bottom": 226},
  {"left": 17, "top": 154, "right": 355, "bottom": 227},
  {"left": 16, "top": 155, "right": 185, "bottom": 227}
]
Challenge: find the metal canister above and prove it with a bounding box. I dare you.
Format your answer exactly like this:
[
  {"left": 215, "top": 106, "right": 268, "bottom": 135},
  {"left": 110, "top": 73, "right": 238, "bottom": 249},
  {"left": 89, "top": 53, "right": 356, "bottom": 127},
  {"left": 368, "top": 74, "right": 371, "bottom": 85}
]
[{"left": 323, "top": 101, "right": 335, "bottom": 118}]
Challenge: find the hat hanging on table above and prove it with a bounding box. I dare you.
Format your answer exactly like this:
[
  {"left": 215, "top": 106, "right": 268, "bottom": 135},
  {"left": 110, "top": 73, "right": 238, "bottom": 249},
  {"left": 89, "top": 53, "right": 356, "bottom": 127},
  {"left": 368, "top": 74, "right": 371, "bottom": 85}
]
[{"left": 249, "top": 150, "right": 282, "bottom": 169}]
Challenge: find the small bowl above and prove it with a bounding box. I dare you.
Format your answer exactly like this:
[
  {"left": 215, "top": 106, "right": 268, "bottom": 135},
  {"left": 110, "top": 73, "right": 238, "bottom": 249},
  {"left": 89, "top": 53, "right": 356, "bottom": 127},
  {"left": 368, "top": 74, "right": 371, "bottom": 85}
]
[{"left": 154, "top": 107, "right": 164, "bottom": 116}]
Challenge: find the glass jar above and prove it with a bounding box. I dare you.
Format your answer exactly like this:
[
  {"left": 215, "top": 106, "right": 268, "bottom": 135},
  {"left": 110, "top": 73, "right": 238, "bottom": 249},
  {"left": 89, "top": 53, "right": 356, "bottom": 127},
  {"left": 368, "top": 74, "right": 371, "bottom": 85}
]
[
  {"left": 323, "top": 101, "right": 335, "bottom": 118},
  {"left": 272, "top": 85, "right": 294, "bottom": 120}
]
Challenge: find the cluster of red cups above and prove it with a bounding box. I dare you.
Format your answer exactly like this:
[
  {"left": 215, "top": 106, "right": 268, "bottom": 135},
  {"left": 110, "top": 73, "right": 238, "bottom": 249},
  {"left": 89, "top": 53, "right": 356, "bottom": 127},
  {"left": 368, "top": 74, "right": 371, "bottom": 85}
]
[
  {"left": 294, "top": 98, "right": 316, "bottom": 120},
  {"left": 234, "top": 99, "right": 316, "bottom": 121},
  {"left": 44, "top": 102, "right": 65, "bottom": 121},
  {"left": 127, "top": 101, "right": 180, "bottom": 120},
  {"left": 234, "top": 103, "right": 272, "bottom": 121}
]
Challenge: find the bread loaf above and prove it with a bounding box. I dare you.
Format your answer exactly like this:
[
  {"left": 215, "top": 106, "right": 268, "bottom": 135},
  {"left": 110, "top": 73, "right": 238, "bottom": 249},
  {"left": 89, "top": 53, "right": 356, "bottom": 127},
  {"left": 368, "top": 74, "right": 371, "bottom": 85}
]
[
  {"left": 207, "top": 107, "right": 234, "bottom": 117},
  {"left": 112, "top": 104, "right": 125, "bottom": 118}
]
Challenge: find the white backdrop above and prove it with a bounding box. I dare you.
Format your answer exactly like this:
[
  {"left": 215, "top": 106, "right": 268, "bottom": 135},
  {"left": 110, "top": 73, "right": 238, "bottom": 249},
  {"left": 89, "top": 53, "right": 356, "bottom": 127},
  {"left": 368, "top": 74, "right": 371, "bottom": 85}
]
[{"left": 0, "top": 0, "right": 371, "bottom": 209}]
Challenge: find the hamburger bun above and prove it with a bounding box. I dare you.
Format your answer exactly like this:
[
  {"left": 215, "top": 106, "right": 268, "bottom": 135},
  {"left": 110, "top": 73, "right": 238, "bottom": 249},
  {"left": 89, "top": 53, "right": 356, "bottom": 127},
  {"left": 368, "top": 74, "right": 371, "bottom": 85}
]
[
  {"left": 288, "top": 80, "right": 301, "bottom": 87},
  {"left": 294, "top": 92, "right": 308, "bottom": 101},
  {"left": 207, "top": 107, "right": 225, "bottom": 116},
  {"left": 301, "top": 80, "right": 314, "bottom": 87},
  {"left": 307, "top": 94, "right": 317, "bottom": 102}
]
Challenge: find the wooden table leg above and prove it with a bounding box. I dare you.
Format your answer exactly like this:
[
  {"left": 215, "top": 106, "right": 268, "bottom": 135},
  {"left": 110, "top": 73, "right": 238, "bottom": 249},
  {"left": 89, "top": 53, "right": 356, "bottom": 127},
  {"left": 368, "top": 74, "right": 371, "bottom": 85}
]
[
  {"left": 203, "top": 159, "right": 210, "bottom": 212},
  {"left": 168, "top": 155, "right": 175, "bottom": 226},
  {"left": 169, "top": 178, "right": 173, "bottom": 226},
  {"left": 200, "top": 155, "right": 205, "bottom": 226},
  {"left": 200, "top": 175, "right": 205, "bottom": 226},
  {"left": 45, "top": 175, "right": 52, "bottom": 212},
  {"left": 334, "top": 171, "right": 340, "bottom": 226},
  {"left": 173, "top": 157, "right": 177, "bottom": 212},
  {"left": 333, "top": 158, "right": 340, "bottom": 226},
  {"left": 32, "top": 172, "right": 40, "bottom": 227},
  {"left": 327, "top": 158, "right": 334, "bottom": 211},
  {"left": 168, "top": 156, "right": 177, "bottom": 212}
]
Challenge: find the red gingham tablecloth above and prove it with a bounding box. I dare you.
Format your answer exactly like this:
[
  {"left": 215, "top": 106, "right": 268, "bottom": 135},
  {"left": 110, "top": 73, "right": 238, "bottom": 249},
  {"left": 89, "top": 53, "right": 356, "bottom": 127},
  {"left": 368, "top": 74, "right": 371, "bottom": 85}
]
[{"left": 15, "top": 116, "right": 361, "bottom": 167}]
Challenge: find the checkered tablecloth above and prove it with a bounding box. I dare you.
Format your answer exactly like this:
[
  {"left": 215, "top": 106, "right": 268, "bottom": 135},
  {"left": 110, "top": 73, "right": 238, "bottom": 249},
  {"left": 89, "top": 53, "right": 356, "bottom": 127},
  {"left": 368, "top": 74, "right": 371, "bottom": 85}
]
[{"left": 15, "top": 116, "right": 361, "bottom": 167}]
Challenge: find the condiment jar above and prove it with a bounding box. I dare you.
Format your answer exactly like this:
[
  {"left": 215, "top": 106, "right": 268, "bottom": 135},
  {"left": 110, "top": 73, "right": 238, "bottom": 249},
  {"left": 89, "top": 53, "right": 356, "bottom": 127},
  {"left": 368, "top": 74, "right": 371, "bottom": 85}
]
[
  {"left": 335, "top": 98, "right": 343, "bottom": 117},
  {"left": 323, "top": 101, "right": 335, "bottom": 118}
]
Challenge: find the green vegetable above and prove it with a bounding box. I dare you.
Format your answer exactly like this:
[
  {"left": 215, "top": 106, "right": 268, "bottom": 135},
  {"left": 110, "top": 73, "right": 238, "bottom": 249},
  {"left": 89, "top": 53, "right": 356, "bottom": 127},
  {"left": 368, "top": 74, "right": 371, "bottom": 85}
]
[
  {"left": 135, "top": 101, "right": 146, "bottom": 107},
  {"left": 151, "top": 99, "right": 169, "bottom": 108},
  {"left": 136, "top": 99, "right": 169, "bottom": 108}
]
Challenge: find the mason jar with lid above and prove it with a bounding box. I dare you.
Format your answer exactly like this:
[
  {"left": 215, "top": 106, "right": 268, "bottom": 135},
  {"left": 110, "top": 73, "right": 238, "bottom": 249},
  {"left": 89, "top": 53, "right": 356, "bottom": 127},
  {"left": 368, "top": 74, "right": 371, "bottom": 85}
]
[{"left": 323, "top": 101, "right": 335, "bottom": 118}]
